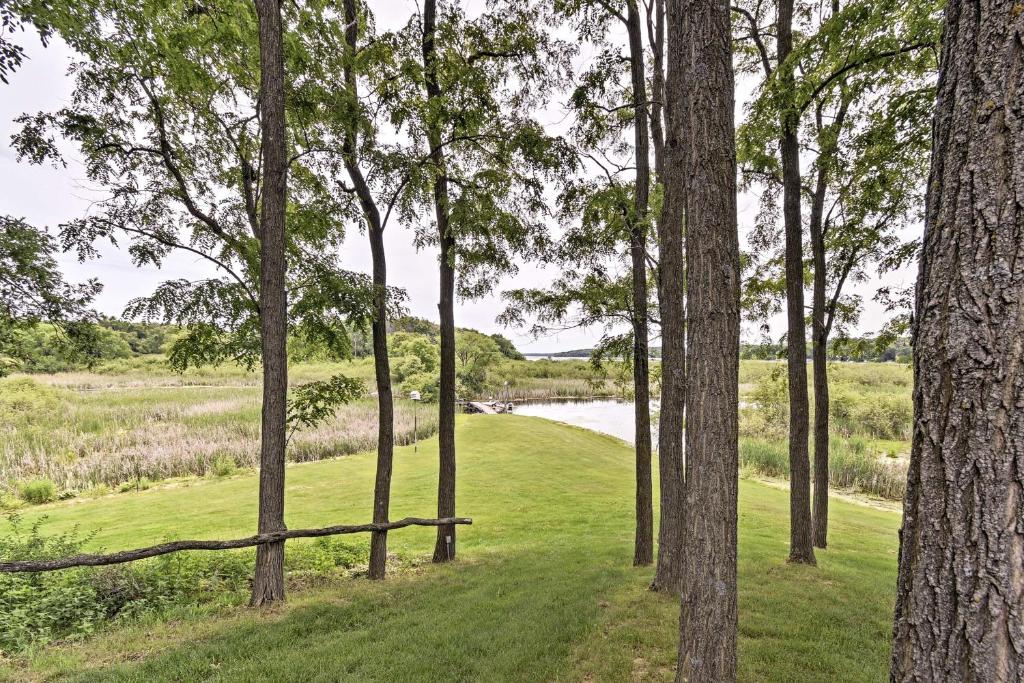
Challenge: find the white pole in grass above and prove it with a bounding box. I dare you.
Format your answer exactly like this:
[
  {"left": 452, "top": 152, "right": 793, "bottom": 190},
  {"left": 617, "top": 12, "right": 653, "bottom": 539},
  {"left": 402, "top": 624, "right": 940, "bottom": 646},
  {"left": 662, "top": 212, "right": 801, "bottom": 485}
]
[{"left": 410, "top": 390, "right": 422, "bottom": 452}]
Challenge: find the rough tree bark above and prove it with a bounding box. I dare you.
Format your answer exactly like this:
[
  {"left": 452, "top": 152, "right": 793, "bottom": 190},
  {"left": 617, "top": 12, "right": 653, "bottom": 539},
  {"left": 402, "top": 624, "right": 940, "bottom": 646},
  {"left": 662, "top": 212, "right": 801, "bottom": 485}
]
[
  {"left": 673, "top": 0, "right": 740, "bottom": 678},
  {"left": 891, "top": 2, "right": 1024, "bottom": 679},
  {"left": 647, "top": 0, "right": 666, "bottom": 178},
  {"left": 250, "top": 0, "right": 289, "bottom": 607},
  {"left": 341, "top": 0, "right": 394, "bottom": 581},
  {"left": 651, "top": 0, "right": 685, "bottom": 593},
  {"left": 625, "top": 0, "right": 653, "bottom": 568},
  {"left": 422, "top": 0, "right": 458, "bottom": 564},
  {"left": 777, "top": 0, "right": 815, "bottom": 566}
]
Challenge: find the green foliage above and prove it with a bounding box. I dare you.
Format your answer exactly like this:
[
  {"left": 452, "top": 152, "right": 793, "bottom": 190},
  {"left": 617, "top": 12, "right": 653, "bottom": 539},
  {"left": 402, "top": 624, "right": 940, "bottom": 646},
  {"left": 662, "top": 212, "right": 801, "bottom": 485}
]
[
  {"left": 390, "top": 333, "right": 440, "bottom": 378},
  {"left": 736, "top": 0, "right": 941, "bottom": 335},
  {"left": 489, "top": 333, "right": 523, "bottom": 360},
  {"left": 286, "top": 375, "right": 365, "bottom": 439},
  {"left": 390, "top": 332, "right": 442, "bottom": 401},
  {"left": 209, "top": 456, "right": 237, "bottom": 478},
  {"left": 11, "top": 0, "right": 384, "bottom": 375},
  {"left": 750, "top": 369, "right": 789, "bottom": 433},
  {"left": 0, "top": 217, "right": 101, "bottom": 376},
  {"left": 0, "top": 376, "right": 63, "bottom": 412},
  {"left": 17, "top": 478, "right": 57, "bottom": 505},
  {"left": 455, "top": 329, "right": 501, "bottom": 394},
  {"left": 739, "top": 436, "right": 906, "bottom": 500}
]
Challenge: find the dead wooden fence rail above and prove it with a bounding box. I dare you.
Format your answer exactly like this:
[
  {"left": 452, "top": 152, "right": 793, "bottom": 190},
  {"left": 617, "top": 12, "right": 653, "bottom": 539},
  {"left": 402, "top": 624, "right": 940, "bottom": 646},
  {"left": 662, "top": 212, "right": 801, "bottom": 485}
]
[{"left": 0, "top": 517, "right": 472, "bottom": 573}]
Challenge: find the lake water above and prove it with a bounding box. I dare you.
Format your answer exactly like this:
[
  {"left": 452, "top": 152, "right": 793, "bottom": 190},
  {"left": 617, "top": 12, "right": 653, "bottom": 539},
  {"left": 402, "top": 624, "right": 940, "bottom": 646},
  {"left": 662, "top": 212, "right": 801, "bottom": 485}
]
[{"left": 513, "top": 398, "right": 655, "bottom": 444}]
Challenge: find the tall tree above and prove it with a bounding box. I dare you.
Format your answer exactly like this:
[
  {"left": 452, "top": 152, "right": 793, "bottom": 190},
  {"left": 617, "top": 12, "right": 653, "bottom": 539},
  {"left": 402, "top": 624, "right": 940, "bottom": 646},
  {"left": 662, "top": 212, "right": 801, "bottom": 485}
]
[
  {"left": 412, "top": 0, "right": 571, "bottom": 563},
  {"left": 514, "top": 0, "right": 660, "bottom": 570},
  {"left": 891, "top": 1, "right": 1024, "bottom": 678},
  {"left": 777, "top": 0, "right": 815, "bottom": 566},
  {"left": 339, "top": 0, "right": 395, "bottom": 580},
  {"left": 671, "top": 0, "right": 740, "bottom": 676},
  {"left": 624, "top": 0, "right": 654, "bottom": 567},
  {"left": 250, "top": 0, "right": 288, "bottom": 606},
  {"left": 12, "top": 0, "right": 377, "bottom": 598},
  {"left": 420, "top": 0, "right": 456, "bottom": 564},
  {"left": 736, "top": 0, "right": 939, "bottom": 548},
  {"left": 652, "top": 0, "right": 685, "bottom": 592}
]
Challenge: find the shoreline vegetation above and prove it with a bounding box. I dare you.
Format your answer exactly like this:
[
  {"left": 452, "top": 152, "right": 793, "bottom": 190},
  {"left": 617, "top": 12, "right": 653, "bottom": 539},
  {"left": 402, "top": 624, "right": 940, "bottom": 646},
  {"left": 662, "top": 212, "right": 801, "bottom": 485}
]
[{"left": 1, "top": 357, "right": 910, "bottom": 506}]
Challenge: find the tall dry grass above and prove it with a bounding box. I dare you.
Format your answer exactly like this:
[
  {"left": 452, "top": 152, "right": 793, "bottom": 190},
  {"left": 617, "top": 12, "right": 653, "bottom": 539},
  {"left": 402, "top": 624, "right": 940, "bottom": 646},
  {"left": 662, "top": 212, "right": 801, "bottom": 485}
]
[{"left": 0, "top": 375, "right": 435, "bottom": 496}]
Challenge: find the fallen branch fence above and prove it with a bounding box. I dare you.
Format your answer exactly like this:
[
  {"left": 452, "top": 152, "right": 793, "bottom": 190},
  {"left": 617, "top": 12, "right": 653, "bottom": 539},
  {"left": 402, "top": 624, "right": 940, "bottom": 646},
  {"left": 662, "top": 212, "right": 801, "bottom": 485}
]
[{"left": 0, "top": 516, "right": 472, "bottom": 573}]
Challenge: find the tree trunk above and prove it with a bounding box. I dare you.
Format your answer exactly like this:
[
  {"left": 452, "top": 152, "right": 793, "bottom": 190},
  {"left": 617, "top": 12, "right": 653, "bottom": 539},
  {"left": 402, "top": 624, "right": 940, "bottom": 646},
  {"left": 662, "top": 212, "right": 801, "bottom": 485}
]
[
  {"left": 651, "top": 0, "right": 685, "bottom": 594},
  {"left": 808, "top": 97, "right": 847, "bottom": 550},
  {"left": 809, "top": 146, "right": 829, "bottom": 550},
  {"left": 891, "top": 2, "right": 1024, "bottom": 679},
  {"left": 367, "top": 222, "right": 394, "bottom": 580},
  {"left": 340, "top": 0, "right": 394, "bottom": 581},
  {"left": 250, "top": 0, "right": 288, "bottom": 607},
  {"left": 648, "top": 0, "right": 666, "bottom": 179},
  {"left": 672, "top": 0, "right": 740, "bottom": 677},
  {"left": 777, "top": 0, "right": 815, "bottom": 566},
  {"left": 626, "top": 0, "right": 653, "bottom": 568},
  {"left": 423, "top": 0, "right": 458, "bottom": 564}
]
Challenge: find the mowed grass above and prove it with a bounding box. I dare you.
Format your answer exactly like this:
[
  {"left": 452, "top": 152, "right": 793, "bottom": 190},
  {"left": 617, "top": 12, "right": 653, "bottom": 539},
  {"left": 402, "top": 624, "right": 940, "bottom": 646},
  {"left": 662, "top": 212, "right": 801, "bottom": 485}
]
[{"left": 4, "top": 416, "right": 900, "bottom": 682}]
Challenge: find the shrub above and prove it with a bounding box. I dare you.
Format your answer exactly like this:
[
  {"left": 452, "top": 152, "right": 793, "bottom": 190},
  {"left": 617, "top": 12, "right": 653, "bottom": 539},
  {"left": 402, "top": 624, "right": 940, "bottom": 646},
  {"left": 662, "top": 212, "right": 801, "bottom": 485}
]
[
  {"left": 0, "top": 377, "right": 64, "bottom": 413},
  {"left": 855, "top": 396, "right": 912, "bottom": 440},
  {"left": 739, "top": 436, "right": 908, "bottom": 500},
  {"left": 0, "top": 514, "right": 386, "bottom": 654},
  {"left": 18, "top": 478, "right": 57, "bottom": 505},
  {"left": 210, "top": 455, "right": 237, "bottom": 478},
  {"left": 749, "top": 370, "right": 788, "bottom": 436}
]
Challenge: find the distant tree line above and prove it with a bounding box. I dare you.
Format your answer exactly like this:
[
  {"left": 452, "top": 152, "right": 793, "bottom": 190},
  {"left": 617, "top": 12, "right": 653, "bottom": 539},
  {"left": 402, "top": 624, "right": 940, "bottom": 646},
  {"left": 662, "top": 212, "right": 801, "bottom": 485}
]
[
  {"left": 740, "top": 336, "right": 912, "bottom": 363},
  {"left": 2, "top": 314, "right": 524, "bottom": 377}
]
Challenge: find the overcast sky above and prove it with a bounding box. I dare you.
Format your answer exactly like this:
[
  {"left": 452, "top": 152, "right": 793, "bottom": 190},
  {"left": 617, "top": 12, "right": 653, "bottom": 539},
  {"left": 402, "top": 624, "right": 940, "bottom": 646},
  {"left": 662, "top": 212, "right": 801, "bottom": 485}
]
[{"left": 0, "top": 5, "right": 919, "bottom": 354}]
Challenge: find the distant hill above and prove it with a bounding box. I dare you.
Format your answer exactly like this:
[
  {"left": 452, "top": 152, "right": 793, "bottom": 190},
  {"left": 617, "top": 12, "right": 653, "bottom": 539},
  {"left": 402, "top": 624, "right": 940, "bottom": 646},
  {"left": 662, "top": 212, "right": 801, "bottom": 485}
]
[{"left": 524, "top": 348, "right": 593, "bottom": 358}]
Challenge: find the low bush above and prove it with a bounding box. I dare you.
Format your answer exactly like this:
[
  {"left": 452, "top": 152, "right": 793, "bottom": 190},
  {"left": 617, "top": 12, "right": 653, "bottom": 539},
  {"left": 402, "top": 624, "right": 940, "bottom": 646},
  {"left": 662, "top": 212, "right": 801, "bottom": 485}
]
[
  {"left": 17, "top": 478, "right": 57, "bottom": 505},
  {"left": 0, "top": 515, "right": 383, "bottom": 654},
  {"left": 739, "top": 436, "right": 907, "bottom": 500},
  {"left": 210, "top": 455, "right": 237, "bottom": 478}
]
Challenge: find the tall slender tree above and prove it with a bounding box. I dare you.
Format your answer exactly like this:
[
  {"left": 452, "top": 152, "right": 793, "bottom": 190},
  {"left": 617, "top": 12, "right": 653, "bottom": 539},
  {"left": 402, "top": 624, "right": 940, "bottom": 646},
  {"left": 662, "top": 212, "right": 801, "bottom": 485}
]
[
  {"left": 526, "top": 0, "right": 661, "bottom": 570},
  {"left": 250, "top": 0, "right": 288, "bottom": 605},
  {"left": 420, "top": 0, "right": 456, "bottom": 564},
  {"left": 736, "top": 0, "right": 939, "bottom": 548},
  {"left": 623, "top": 0, "right": 654, "bottom": 568},
  {"left": 338, "top": 0, "right": 395, "bottom": 580},
  {"left": 776, "top": 0, "right": 815, "bottom": 566},
  {"left": 652, "top": 0, "right": 686, "bottom": 593},
  {"left": 413, "top": 0, "right": 572, "bottom": 564},
  {"left": 891, "top": 1, "right": 1024, "bottom": 678},
  {"left": 671, "top": 0, "right": 740, "bottom": 676},
  {"left": 12, "top": 0, "right": 378, "bottom": 604}
]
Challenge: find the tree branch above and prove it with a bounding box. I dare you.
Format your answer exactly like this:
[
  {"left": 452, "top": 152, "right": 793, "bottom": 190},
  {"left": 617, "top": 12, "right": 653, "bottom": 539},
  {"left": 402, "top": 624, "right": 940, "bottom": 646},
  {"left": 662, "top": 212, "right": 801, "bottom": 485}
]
[
  {"left": 731, "top": 5, "right": 772, "bottom": 77},
  {"left": 799, "top": 42, "right": 933, "bottom": 113},
  {"left": 0, "top": 517, "right": 473, "bottom": 573}
]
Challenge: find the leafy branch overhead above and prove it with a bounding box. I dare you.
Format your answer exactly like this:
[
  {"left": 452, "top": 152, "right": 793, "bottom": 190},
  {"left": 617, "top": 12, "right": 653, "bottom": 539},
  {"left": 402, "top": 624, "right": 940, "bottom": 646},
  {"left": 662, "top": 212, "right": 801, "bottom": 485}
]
[
  {"left": 736, "top": 0, "right": 940, "bottom": 340},
  {"left": 286, "top": 374, "right": 366, "bottom": 443}
]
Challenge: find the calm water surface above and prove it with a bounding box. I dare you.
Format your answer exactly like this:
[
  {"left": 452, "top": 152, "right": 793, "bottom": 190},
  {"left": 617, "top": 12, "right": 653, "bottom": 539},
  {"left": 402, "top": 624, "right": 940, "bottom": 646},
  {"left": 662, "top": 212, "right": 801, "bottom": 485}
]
[{"left": 513, "top": 399, "right": 655, "bottom": 444}]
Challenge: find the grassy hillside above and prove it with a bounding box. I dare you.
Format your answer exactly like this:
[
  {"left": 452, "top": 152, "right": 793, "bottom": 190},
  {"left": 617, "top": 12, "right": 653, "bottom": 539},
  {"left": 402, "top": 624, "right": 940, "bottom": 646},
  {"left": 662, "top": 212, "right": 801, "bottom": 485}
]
[{"left": 4, "top": 416, "right": 901, "bottom": 682}]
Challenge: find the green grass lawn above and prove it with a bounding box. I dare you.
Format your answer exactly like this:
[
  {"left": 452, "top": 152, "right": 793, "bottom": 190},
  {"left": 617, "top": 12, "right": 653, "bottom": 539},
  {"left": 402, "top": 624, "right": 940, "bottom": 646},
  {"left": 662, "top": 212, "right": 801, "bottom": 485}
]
[{"left": 4, "top": 415, "right": 900, "bottom": 681}]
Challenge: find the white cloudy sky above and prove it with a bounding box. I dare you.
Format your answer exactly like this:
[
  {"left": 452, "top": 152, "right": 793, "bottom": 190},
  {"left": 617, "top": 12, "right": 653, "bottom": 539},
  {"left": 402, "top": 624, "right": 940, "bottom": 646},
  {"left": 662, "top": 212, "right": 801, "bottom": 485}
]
[{"left": 0, "top": 5, "right": 919, "bottom": 354}]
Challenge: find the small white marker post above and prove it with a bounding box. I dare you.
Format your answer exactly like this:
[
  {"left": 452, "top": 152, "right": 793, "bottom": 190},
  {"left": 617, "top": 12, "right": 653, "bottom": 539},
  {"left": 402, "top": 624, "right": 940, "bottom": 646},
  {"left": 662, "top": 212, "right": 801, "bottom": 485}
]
[{"left": 410, "top": 390, "right": 421, "bottom": 452}]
